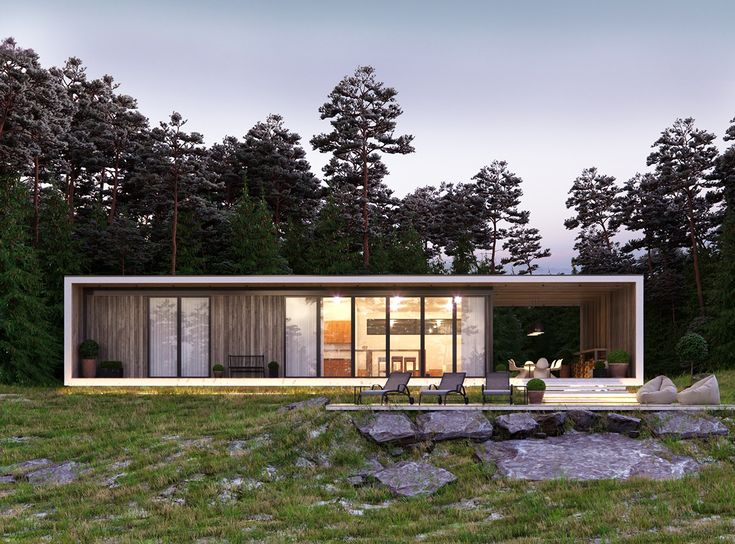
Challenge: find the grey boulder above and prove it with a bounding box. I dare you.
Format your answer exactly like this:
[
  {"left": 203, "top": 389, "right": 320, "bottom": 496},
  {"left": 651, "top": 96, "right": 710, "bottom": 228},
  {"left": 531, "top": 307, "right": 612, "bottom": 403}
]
[
  {"left": 416, "top": 411, "right": 493, "bottom": 441},
  {"left": 535, "top": 412, "right": 567, "bottom": 436},
  {"left": 606, "top": 413, "right": 641, "bottom": 436},
  {"left": 647, "top": 412, "right": 728, "bottom": 439},
  {"left": 355, "top": 413, "right": 418, "bottom": 444},
  {"left": 26, "top": 461, "right": 85, "bottom": 485},
  {"left": 278, "top": 397, "right": 329, "bottom": 413},
  {"left": 494, "top": 413, "right": 539, "bottom": 438},
  {"left": 373, "top": 461, "right": 456, "bottom": 496},
  {"left": 567, "top": 409, "right": 602, "bottom": 432},
  {"left": 476, "top": 433, "right": 699, "bottom": 481}
]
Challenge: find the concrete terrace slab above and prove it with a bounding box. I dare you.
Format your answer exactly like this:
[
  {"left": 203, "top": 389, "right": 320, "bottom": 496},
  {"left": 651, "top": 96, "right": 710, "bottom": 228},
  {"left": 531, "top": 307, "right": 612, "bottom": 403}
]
[{"left": 327, "top": 403, "right": 735, "bottom": 412}]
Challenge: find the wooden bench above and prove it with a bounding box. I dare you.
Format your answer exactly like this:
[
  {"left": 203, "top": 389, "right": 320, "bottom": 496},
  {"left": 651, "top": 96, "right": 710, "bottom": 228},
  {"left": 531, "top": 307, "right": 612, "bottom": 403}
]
[{"left": 227, "top": 355, "right": 265, "bottom": 377}]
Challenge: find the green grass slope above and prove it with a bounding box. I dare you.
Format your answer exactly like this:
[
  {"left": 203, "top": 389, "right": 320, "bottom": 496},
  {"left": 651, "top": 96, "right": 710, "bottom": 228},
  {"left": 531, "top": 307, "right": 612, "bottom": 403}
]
[{"left": 0, "top": 372, "right": 734, "bottom": 542}]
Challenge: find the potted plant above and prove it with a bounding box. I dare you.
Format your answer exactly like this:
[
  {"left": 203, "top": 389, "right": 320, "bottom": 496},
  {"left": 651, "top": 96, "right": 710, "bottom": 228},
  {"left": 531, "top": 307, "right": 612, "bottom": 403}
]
[
  {"left": 97, "top": 360, "right": 123, "bottom": 378},
  {"left": 495, "top": 363, "right": 508, "bottom": 372},
  {"left": 212, "top": 363, "right": 225, "bottom": 378},
  {"left": 526, "top": 378, "right": 546, "bottom": 404},
  {"left": 79, "top": 340, "right": 100, "bottom": 378},
  {"left": 676, "top": 333, "right": 709, "bottom": 383},
  {"left": 268, "top": 360, "right": 279, "bottom": 378},
  {"left": 592, "top": 359, "right": 607, "bottom": 378},
  {"left": 607, "top": 349, "right": 630, "bottom": 378}
]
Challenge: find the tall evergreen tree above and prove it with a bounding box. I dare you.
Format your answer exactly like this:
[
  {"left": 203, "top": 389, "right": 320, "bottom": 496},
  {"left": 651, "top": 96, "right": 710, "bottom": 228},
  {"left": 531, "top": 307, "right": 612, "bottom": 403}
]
[
  {"left": 242, "top": 114, "right": 321, "bottom": 227},
  {"left": 647, "top": 118, "right": 719, "bottom": 316},
  {"left": 311, "top": 65, "right": 414, "bottom": 270},
  {"left": 472, "top": 161, "right": 525, "bottom": 273},
  {"left": 0, "top": 175, "right": 57, "bottom": 383},
  {"left": 228, "top": 186, "right": 289, "bottom": 274},
  {"left": 565, "top": 167, "right": 630, "bottom": 272},
  {"left": 707, "top": 116, "right": 735, "bottom": 364},
  {"left": 501, "top": 212, "right": 551, "bottom": 274},
  {"left": 147, "top": 112, "right": 208, "bottom": 275}
]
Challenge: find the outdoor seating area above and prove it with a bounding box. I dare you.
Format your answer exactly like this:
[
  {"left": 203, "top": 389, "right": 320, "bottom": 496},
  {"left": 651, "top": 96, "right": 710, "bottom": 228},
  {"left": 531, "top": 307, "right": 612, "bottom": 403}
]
[{"left": 351, "top": 372, "right": 724, "bottom": 409}]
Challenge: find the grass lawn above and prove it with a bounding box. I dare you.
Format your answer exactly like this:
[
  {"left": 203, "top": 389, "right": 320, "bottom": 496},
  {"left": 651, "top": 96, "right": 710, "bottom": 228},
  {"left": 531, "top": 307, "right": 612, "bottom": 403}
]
[{"left": 2, "top": 373, "right": 735, "bottom": 543}]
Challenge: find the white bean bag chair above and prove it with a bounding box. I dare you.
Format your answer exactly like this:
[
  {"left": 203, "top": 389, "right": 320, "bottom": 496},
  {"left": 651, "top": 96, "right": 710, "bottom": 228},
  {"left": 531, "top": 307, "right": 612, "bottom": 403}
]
[
  {"left": 636, "top": 375, "right": 677, "bottom": 404},
  {"left": 677, "top": 375, "right": 720, "bottom": 405},
  {"left": 533, "top": 358, "right": 550, "bottom": 379}
]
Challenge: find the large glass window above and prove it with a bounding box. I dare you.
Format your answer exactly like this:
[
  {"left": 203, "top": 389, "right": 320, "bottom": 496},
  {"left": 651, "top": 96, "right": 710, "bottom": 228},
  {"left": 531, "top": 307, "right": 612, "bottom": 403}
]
[
  {"left": 424, "top": 297, "right": 454, "bottom": 377},
  {"left": 285, "top": 297, "right": 318, "bottom": 377},
  {"left": 389, "top": 297, "right": 421, "bottom": 376},
  {"left": 321, "top": 297, "right": 352, "bottom": 377},
  {"left": 150, "top": 297, "right": 210, "bottom": 377},
  {"left": 458, "top": 297, "right": 485, "bottom": 376},
  {"left": 181, "top": 297, "right": 210, "bottom": 377},
  {"left": 355, "top": 297, "right": 387, "bottom": 377},
  {"left": 150, "top": 297, "right": 179, "bottom": 377}
]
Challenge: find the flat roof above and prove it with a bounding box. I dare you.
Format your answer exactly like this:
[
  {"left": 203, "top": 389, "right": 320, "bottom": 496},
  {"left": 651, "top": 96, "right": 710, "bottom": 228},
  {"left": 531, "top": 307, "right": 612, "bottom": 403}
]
[
  {"left": 66, "top": 275, "right": 642, "bottom": 306},
  {"left": 65, "top": 274, "right": 641, "bottom": 287}
]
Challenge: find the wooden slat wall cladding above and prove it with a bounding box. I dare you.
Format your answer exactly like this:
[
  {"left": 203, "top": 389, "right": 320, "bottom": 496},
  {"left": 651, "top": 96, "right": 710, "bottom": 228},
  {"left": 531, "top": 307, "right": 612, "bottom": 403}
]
[
  {"left": 86, "top": 295, "right": 148, "bottom": 378},
  {"left": 610, "top": 285, "right": 636, "bottom": 368},
  {"left": 210, "top": 295, "right": 285, "bottom": 373},
  {"left": 579, "top": 285, "right": 637, "bottom": 375}
]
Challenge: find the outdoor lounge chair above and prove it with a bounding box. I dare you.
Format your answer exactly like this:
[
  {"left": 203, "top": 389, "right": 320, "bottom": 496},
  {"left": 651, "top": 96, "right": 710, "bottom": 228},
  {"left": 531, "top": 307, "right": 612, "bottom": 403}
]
[
  {"left": 636, "top": 375, "right": 677, "bottom": 404},
  {"left": 419, "top": 372, "right": 468, "bottom": 405},
  {"left": 482, "top": 371, "right": 512, "bottom": 404},
  {"left": 357, "top": 371, "right": 414, "bottom": 405},
  {"left": 677, "top": 374, "right": 720, "bottom": 405}
]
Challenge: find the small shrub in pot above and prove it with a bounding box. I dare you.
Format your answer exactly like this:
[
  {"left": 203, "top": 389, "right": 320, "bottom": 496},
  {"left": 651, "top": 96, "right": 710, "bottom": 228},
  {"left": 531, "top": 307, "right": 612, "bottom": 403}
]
[
  {"left": 212, "top": 363, "right": 225, "bottom": 378},
  {"left": 79, "top": 340, "right": 100, "bottom": 378},
  {"left": 607, "top": 349, "right": 630, "bottom": 378},
  {"left": 495, "top": 363, "right": 508, "bottom": 372},
  {"left": 97, "top": 360, "right": 123, "bottom": 378},
  {"left": 526, "top": 378, "right": 546, "bottom": 404},
  {"left": 268, "top": 360, "right": 279, "bottom": 378},
  {"left": 592, "top": 359, "right": 607, "bottom": 378}
]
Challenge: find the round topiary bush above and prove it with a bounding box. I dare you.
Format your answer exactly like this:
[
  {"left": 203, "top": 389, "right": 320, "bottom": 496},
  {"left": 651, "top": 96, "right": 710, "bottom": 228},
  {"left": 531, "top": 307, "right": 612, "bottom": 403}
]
[
  {"left": 212, "top": 363, "right": 225, "bottom": 372},
  {"left": 676, "top": 333, "right": 708, "bottom": 377},
  {"left": 79, "top": 339, "right": 99, "bottom": 358},
  {"left": 526, "top": 378, "right": 546, "bottom": 391},
  {"left": 495, "top": 363, "right": 508, "bottom": 372}
]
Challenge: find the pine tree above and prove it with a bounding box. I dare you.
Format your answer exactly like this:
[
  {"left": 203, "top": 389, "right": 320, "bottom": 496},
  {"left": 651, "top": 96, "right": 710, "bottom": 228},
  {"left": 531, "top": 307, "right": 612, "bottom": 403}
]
[
  {"left": 501, "top": 212, "right": 551, "bottom": 274},
  {"left": 242, "top": 114, "right": 321, "bottom": 227},
  {"left": 311, "top": 66, "right": 414, "bottom": 270},
  {"left": 647, "top": 118, "right": 719, "bottom": 315},
  {"left": 0, "top": 175, "right": 58, "bottom": 383},
  {"left": 471, "top": 161, "right": 525, "bottom": 273},
  {"left": 146, "top": 112, "right": 208, "bottom": 275},
  {"left": 228, "top": 186, "right": 289, "bottom": 274},
  {"left": 707, "top": 117, "right": 735, "bottom": 364},
  {"left": 564, "top": 167, "right": 630, "bottom": 273}
]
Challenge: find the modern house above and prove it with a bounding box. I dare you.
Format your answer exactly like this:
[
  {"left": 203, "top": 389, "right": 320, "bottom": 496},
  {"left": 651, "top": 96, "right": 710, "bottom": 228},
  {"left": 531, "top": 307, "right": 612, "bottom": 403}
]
[{"left": 63, "top": 275, "right": 644, "bottom": 387}]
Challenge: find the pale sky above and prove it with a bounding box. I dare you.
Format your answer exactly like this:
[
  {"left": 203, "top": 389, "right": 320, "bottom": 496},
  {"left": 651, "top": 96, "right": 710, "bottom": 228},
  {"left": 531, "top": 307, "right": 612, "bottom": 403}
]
[{"left": 4, "top": 0, "right": 734, "bottom": 272}]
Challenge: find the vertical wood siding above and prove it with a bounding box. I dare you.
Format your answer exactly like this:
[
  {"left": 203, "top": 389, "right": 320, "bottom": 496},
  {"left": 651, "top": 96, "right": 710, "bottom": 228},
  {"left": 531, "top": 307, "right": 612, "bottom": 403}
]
[
  {"left": 86, "top": 295, "right": 149, "bottom": 378},
  {"left": 210, "top": 295, "right": 285, "bottom": 373}
]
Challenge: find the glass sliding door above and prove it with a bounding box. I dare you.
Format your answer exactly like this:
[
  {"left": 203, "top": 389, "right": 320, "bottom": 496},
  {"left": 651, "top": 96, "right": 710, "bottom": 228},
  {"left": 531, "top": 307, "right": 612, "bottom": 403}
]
[
  {"left": 355, "top": 297, "right": 387, "bottom": 377},
  {"left": 321, "top": 297, "right": 352, "bottom": 377},
  {"left": 285, "top": 297, "right": 318, "bottom": 377},
  {"left": 149, "top": 297, "right": 179, "bottom": 377},
  {"left": 388, "top": 297, "right": 421, "bottom": 376},
  {"left": 424, "top": 297, "right": 454, "bottom": 377},
  {"left": 181, "top": 297, "right": 210, "bottom": 377},
  {"left": 457, "top": 296, "right": 486, "bottom": 376}
]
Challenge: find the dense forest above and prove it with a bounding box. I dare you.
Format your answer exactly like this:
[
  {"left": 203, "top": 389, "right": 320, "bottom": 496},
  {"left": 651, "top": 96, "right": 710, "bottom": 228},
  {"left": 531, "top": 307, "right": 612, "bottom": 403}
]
[{"left": 1, "top": 36, "right": 733, "bottom": 383}]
